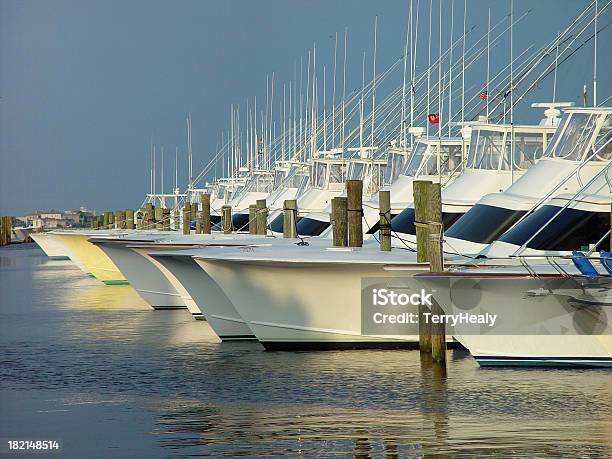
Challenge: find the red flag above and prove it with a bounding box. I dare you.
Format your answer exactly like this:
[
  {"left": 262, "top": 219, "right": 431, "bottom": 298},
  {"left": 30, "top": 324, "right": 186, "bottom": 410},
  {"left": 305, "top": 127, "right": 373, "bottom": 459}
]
[
  {"left": 427, "top": 113, "right": 440, "bottom": 124},
  {"left": 479, "top": 91, "right": 488, "bottom": 100}
]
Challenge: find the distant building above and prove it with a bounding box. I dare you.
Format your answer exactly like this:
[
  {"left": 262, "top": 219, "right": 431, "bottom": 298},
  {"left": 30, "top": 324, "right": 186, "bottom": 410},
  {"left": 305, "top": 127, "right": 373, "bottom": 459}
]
[{"left": 17, "top": 208, "right": 96, "bottom": 229}]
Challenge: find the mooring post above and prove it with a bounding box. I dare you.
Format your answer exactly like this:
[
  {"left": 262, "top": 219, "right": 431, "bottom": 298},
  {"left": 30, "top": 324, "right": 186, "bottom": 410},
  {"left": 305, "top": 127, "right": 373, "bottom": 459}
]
[
  {"left": 162, "top": 208, "right": 171, "bottom": 231},
  {"left": 155, "top": 207, "right": 164, "bottom": 230},
  {"left": 193, "top": 201, "right": 202, "bottom": 234},
  {"left": 283, "top": 199, "right": 298, "bottom": 238},
  {"left": 256, "top": 199, "right": 267, "bottom": 236},
  {"left": 331, "top": 197, "right": 348, "bottom": 247},
  {"left": 379, "top": 190, "right": 391, "bottom": 251},
  {"left": 182, "top": 203, "right": 191, "bottom": 235},
  {"left": 201, "top": 193, "right": 211, "bottom": 234},
  {"left": 102, "top": 212, "right": 109, "bottom": 229},
  {"left": 248, "top": 205, "right": 257, "bottom": 235},
  {"left": 346, "top": 180, "right": 363, "bottom": 247},
  {"left": 413, "top": 180, "right": 433, "bottom": 263},
  {"left": 115, "top": 211, "right": 125, "bottom": 230},
  {"left": 125, "top": 209, "right": 135, "bottom": 230},
  {"left": 145, "top": 203, "right": 154, "bottom": 229},
  {"left": 222, "top": 205, "right": 232, "bottom": 234},
  {"left": 428, "top": 221, "right": 446, "bottom": 364}
]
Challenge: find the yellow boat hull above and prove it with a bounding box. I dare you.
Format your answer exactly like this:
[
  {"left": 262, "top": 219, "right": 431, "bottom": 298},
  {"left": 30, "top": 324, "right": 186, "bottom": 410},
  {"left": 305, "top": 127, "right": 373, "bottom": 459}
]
[{"left": 52, "top": 233, "right": 128, "bottom": 284}]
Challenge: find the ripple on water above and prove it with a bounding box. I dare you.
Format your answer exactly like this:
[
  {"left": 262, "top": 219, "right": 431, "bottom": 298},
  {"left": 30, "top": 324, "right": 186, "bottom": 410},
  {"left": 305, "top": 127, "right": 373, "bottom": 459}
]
[{"left": 1, "top": 246, "right": 611, "bottom": 457}]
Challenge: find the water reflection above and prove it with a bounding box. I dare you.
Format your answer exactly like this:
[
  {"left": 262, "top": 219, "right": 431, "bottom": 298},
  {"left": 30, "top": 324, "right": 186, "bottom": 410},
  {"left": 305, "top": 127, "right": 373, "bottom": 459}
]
[{"left": 1, "top": 246, "right": 611, "bottom": 457}]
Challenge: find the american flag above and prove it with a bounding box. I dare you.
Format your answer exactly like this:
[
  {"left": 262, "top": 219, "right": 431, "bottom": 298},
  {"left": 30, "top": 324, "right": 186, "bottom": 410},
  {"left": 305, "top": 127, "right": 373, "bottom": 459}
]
[{"left": 479, "top": 91, "right": 488, "bottom": 100}]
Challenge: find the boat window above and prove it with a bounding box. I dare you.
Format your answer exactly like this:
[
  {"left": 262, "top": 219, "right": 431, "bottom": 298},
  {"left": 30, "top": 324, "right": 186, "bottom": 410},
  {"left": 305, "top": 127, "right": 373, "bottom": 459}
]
[
  {"left": 348, "top": 162, "right": 365, "bottom": 180},
  {"left": 467, "top": 130, "right": 506, "bottom": 170},
  {"left": 445, "top": 204, "right": 527, "bottom": 244},
  {"left": 384, "top": 151, "right": 407, "bottom": 184},
  {"left": 510, "top": 133, "right": 546, "bottom": 170},
  {"left": 363, "top": 163, "right": 386, "bottom": 194},
  {"left": 551, "top": 113, "right": 597, "bottom": 161},
  {"left": 231, "top": 213, "right": 251, "bottom": 232},
  {"left": 390, "top": 208, "right": 464, "bottom": 235},
  {"left": 498, "top": 205, "right": 610, "bottom": 251},
  {"left": 402, "top": 142, "right": 430, "bottom": 176},
  {"left": 329, "top": 164, "right": 344, "bottom": 184},
  {"left": 311, "top": 163, "right": 328, "bottom": 188},
  {"left": 296, "top": 217, "right": 330, "bottom": 236},
  {"left": 594, "top": 115, "right": 612, "bottom": 160},
  {"left": 269, "top": 213, "right": 284, "bottom": 233},
  {"left": 273, "top": 169, "right": 287, "bottom": 189}
]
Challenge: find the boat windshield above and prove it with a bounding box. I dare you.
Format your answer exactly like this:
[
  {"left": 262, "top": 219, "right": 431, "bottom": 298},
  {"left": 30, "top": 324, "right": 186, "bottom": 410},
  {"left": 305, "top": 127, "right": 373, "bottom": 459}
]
[
  {"left": 273, "top": 169, "right": 288, "bottom": 189},
  {"left": 296, "top": 217, "right": 330, "bottom": 236},
  {"left": 384, "top": 150, "right": 407, "bottom": 184},
  {"left": 390, "top": 207, "right": 463, "bottom": 235},
  {"left": 311, "top": 162, "right": 328, "bottom": 188},
  {"left": 467, "top": 129, "right": 544, "bottom": 171},
  {"left": 547, "top": 112, "right": 598, "bottom": 161},
  {"left": 445, "top": 204, "right": 526, "bottom": 244},
  {"left": 498, "top": 204, "right": 610, "bottom": 251},
  {"left": 402, "top": 142, "right": 463, "bottom": 176},
  {"left": 348, "top": 162, "right": 365, "bottom": 180}
]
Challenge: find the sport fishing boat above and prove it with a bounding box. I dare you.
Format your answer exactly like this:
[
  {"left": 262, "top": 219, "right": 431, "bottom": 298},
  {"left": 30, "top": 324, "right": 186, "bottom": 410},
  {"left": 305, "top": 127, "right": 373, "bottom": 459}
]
[
  {"left": 232, "top": 161, "right": 309, "bottom": 231},
  {"left": 186, "top": 109, "right": 561, "bottom": 349},
  {"left": 416, "top": 163, "right": 612, "bottom": 367},
  {"left": 389, "top": 113, "right": 559, "bottom": 246},
  {"left": 290, "top": 150, "right": 387, "bottom": 236},
  {"left": 444, "top": 106, "right": 612, "bottom": 254}
]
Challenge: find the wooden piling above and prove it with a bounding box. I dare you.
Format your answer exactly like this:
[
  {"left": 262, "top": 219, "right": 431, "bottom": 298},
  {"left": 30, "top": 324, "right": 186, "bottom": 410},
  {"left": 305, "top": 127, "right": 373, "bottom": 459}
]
[
  {"left": 413, "top": 180, "right": 433, "bottom": 263},
  {"left": 201, "top": 193, "right": 211, "bottom": 234},
  {"left": 222, "top": 205, "right": 232, "bottom": 234},
  {"left": 331, "top": 197, "right": 348, "bottom": 247},
  {"left": 115, "top": 210, "right": 125, "bottom": 230},
  {"left": 0, "top": 216, "right": 14, "bottom": 246},
  {"left": 136, "top": 209, "right": 144, "bottom": 230},
  {"left": 162, "top": 208, "right": 171, "bottom": 231},
  {"left": 379, "top": 190, "right": 391, "bottom": 251},
  {"left": 182, "top": 203, "right": 191, "bottom": 235},
  {"left": 155, "top": 207, "right": 164, "bottom": 230},
  {"left": 173, "top": 208, "right": 180, "bottom": 231},
  {"left": 256, "top": 199, "right": 267, "bottom": 236},
  {"left": 283, "top": 199, "right": 298, "bottom": 238},
  {"left": 145, "top": 203, "right": 155, "bottom": 229},
  {"left": 125, "top": 209, "right": 135, "bottom": 230},
  {"left": 102, "top": 212, "right": 109, "bottom": 229},
  {"left": 428, "top": 221, "right": 446, "bottom": 364},
  {"left": 249, "top": 205, "right": 257, "bottom": 235},
  {"left": 346, "top": 180, "right": 363, "bottom": 247}
]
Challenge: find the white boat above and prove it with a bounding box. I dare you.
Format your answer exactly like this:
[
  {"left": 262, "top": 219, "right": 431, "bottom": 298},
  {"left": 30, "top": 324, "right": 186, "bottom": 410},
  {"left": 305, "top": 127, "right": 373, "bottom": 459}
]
[
  {"left": 416, "top": 162, "right": 612, "bottom": 367},
  {"left": 186, "top": 110, "right": 560, "bottom": 349},
  {"left": 12, "top": 226, "right": 35, "bottom": 243},
  {"left": 445, "top": 106, "right": 612, "bottom": 254}
]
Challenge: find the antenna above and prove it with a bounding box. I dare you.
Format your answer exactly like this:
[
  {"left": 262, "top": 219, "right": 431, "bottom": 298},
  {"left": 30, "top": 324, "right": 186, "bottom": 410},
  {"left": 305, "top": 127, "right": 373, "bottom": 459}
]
[
  {"left": 371, "top": 15, "right": 377, "bottom": 149},
  {"left": 161, "top": 146, "right": 164, "bottom": 196},
  {"left": 510, "top": 0, "right": 515, "bottom": 184},
  {"left": 594, "top": 0, "right": 598, "bottom": 106},
  {"left": 448, "top": 0, "right": 454, "bottom": 138},
  {"left": 401, "top": 2, "right": 410, "bottom": 147},
  {"left": 323, "top": 66, "right": 327, "bottom": 151},
  {"left": 341, "top": 27, "right": 348, "bottom": 154},
  {"left": 174, "top": 147, "right": 178, "bottom": 194},
  {"left": 461, "top": 0, "right": 466, "bottom": 125},
  {"left": 332, "top": 32, "right": 338, "bottom": 149},
  {"left": 553, "top": 31, "right": 560, "bottom": 103},
  {"left": 426, "top": 0, "right": 432, "bottom": 136},
  {"left": 486, "top": 8, "right": 491, "bottom": 120}
]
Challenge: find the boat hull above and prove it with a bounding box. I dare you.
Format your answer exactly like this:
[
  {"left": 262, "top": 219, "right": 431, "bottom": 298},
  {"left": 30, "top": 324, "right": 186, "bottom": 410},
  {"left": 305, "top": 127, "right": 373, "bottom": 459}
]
[
  {"left": 30, "top": 232, "right": 71, "bottom": 260},
  {"left": 195, "top": 258, "right": 427, "bottom": 350},
  {"left": 152, "top": 253, "right": 255, "bottom": 340},
  {"left": 51, "top": 233, "right": 127, "bottom": 284},
  {"left": 418, "top": 274, "right": 612, "bottom": 367}
]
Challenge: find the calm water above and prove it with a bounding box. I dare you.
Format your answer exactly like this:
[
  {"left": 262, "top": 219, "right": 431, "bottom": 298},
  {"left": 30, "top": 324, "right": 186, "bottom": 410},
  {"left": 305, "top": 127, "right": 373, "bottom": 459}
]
[{"left": 1, "top": 245, "right": 611, "bottom": 458}]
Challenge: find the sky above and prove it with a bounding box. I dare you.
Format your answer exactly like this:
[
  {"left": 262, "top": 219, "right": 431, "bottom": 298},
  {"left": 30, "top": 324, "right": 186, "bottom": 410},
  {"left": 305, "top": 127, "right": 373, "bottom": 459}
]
[{"left": 1, "top": 0, "right": 610, "bottom": 215}]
